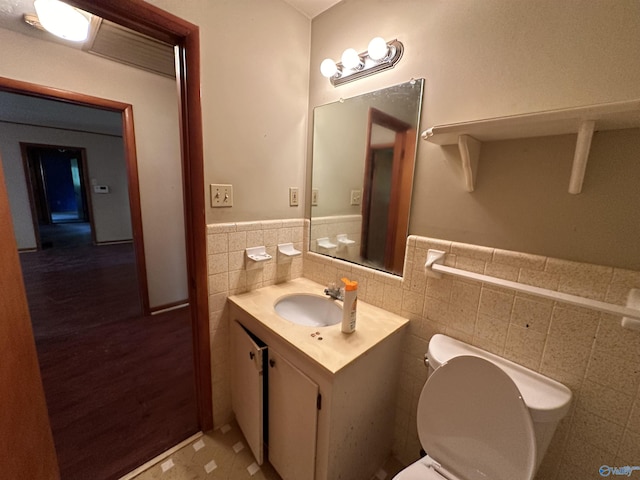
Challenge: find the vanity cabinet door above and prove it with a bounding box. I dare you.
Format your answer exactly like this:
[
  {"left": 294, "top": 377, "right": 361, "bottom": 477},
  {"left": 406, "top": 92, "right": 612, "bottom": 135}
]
[
  {"left": 268, "top": 348, "right": 318, "bottom": 480},
  {"left": 231, "top": 320, "right": 267, "bottom": 465}
]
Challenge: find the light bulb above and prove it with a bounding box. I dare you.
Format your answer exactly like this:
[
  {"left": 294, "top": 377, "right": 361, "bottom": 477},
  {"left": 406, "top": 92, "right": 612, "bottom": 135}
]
[
  {"left": 368, "top": 37, "right": 389, "bottom": 61},
  {"left": 320, "top": 58, "right": 338, "bottom": 78},
  {"left": 341, "top": 48, "right": 362, "bottom": 70},
  {"left": 34, "top": 0, "right": 90, "bottom": 42}
]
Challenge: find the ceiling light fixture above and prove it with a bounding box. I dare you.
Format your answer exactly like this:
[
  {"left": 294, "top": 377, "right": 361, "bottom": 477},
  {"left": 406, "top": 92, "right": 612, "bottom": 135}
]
[
  {"left": 320, "top": 37, "right": 403, "bottom": 87},
  {"left": 33, "top": 0, "right": 91, "bottom": 42}
]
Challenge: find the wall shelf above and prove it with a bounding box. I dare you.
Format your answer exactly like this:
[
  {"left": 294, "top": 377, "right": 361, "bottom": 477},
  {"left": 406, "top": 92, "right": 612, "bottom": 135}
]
[{"left": 421, "top": 99, "right": 640, "bottom": 194}]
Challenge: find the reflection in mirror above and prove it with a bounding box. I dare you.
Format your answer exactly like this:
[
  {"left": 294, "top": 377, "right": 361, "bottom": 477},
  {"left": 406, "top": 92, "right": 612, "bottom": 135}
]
[{"left": 310, "top": 79, "right": 424, "bottom": 276}]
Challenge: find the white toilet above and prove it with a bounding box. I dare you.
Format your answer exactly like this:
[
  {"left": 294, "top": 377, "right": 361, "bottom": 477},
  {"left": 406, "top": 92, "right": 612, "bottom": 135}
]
[{"left": 394, "top": 334, "right": 572, "bottom": 480}]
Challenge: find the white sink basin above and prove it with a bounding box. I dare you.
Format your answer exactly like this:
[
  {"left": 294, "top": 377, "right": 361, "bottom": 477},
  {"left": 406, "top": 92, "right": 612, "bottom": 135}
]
[{"left": 274, "top": 293, "right": 342, "bottom": 327}]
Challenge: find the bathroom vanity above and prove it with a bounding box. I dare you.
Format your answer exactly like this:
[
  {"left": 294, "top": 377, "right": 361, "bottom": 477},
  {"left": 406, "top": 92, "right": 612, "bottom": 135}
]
[{"left": 228, "top": 278, "right": 408, "bottom": 480}]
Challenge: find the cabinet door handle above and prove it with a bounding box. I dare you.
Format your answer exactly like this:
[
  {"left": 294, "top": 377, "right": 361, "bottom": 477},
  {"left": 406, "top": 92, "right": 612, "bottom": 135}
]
[
  {"left": 269, "top": 359, "right": 276, "bottom": 368},
  {"left": 249, "top": 351, "right": 255, "bottom": 360}
]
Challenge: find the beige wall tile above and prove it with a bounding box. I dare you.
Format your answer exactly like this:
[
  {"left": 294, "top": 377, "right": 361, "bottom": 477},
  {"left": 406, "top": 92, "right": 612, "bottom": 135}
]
[
  {"left": 519, "top": 268, "right": 560, "bottom": 290},
  {"left": 571, "top": 408, "right": 624, "bottom": 455},
  {"left": 511, "top": 296, "right": 553, "bottom": 334},
  {"left": 206, "top": 222, "right": 236, "bottom": 234},
  {"left": 207, "top": 253, "right": 228, "bottom": 275},
  {"left": 383, "top": 284, "right": 404, "bottom": 314},
  {"left": 479, "top": 287, "right": 514, "bottom": 321},
  {"left": 451, "top": 242, "right": 493, "bottom": 261},
  {"left": 235, "top": 221, "right": 261, "bottom": 232},
  {"left": 208, "top": 233, "right": 228, "bottom": 254},
  {"left": 245, "top": 229, "right": 264, "bottom": 248},
  {"left": 578, "top": 380, "right": 633, "bottom": 427},
  {"left": 493, "top": 249, "right": 546, "bottom": 271},
  {"left": 455, "top": 255, "right": 486, "bottom": 274},
  {"left": 504, "top": 324, "right": 546, "bottom": 369},
  {"left": 228, "top": 231, "right": 247, "bottom": 252},
  {"left": 541, "top": 335, "right": 593, "bottom": 378},
  {"left": 402, "top": 290, "right": 424, "bottom": 316},
  {"left": 484, "top": 261, "right": 520, "bottom": 281},
  {"left": 474, "top": 313, "right": 509, "bottom": 349},
  {"left": 425, "top": 277, "right": 453, "bottom": 302},
  {"left": 423, "top": 298, "right": 451, "bottom": 326},
  {"left": 560, "top": 435, "right": 610, "bottom": 479},
  {"left": 548, "top": 306, "right": 600, "bottom": 345},
  {"left": 208, "top": 272, "right": 228, "bottom": 295},
  {"left": 586, "top": 349, "right": 640, "bottom": 394}
]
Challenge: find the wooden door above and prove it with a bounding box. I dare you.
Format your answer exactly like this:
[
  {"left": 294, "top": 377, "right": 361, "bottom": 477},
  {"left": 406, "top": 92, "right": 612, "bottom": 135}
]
[
  {"left": 231, "top": 320, "right": 267, "bottom": 465},
  {"left": 0, "top": 156, "right": 60, "bottom": 479},
  {"left": 268, "top": 348, "right": 318, "bottom": 480}
]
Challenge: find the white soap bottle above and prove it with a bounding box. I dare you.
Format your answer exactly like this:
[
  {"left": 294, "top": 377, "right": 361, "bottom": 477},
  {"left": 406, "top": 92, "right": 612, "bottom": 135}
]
[{"left": 341, "top": 277, "right": 358, "bottom": 333}]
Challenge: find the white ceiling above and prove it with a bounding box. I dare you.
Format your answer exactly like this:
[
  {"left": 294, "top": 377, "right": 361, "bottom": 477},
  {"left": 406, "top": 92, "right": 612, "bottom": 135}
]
[{"left": 281, "top": 0, "right": 342, "bottom": 18}]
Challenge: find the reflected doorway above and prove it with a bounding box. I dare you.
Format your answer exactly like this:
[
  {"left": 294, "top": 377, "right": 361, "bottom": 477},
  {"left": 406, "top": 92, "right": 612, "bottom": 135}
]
[
  {"left": 361, "top": 108, "right": 417, "bottom": 275},
  {"left": 22, "top": 144, "right": 95, "bottom": 249}
]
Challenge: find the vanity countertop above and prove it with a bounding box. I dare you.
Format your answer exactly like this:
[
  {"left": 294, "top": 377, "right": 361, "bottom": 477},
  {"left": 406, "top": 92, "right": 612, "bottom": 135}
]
[{"left": 228, "top": 277, "right": 409, "bottom": 375}]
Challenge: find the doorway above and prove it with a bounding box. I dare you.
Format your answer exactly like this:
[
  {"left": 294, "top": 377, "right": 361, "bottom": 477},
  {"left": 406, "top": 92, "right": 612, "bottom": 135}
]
[
  {"left": 22, "top": 144, "right": 94, "bottom": 249},
  {"left": 0, "top": 3, "right": 211, "bottom": 478},
  {"left": 361, "top": 108, "right": 417, "bottom": 275}
]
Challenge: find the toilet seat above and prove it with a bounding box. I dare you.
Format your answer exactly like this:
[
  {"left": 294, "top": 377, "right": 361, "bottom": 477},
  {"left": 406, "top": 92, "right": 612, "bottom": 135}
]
[{"left": 397, "top": 355, "right": 536, "bottom": 480}]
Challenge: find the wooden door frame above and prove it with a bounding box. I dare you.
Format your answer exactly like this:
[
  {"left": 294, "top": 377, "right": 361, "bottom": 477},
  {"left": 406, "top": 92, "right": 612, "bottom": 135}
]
[
  {"left": 21, "top": 143, "right": 96, "bottom": 248},
  {"left": 361, "top": 108, "right": 412, "bottom": 273},
  {"left": 62, "top": 0, "right": 211, "bottom": 432},
  {"left": 0, "top": 0, "right": 212, "bottom": 438}
]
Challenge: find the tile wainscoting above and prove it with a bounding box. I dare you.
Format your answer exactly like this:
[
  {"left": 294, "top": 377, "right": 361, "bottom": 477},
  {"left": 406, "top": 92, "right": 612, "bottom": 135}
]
[
  {"left": 208, "top": 222, "right": 640, "bottom": 480},
  {"left": 206, "top": 219, "right": 304, "bottom": 427}
]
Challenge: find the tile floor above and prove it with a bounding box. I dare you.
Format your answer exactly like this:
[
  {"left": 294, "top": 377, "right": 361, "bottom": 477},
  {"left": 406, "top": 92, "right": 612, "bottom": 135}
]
[{"left": 127, "top": 420, "right": 404, "bottom": 480}]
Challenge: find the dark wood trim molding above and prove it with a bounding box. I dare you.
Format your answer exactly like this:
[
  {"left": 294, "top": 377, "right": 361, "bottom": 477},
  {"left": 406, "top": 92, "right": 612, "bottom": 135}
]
[{"left": 121, "top": 105, "right": 150, "bottom": 315}]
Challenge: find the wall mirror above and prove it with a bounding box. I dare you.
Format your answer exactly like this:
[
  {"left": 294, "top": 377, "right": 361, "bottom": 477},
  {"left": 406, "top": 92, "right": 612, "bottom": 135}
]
[{"left": 310, "top": 79, "right": 424, "bottom": 276}]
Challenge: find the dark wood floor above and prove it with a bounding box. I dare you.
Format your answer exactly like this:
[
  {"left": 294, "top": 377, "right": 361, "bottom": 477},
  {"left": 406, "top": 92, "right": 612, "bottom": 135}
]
[{"left": 19, "top": 224, "right": 199, "bottom": 480}]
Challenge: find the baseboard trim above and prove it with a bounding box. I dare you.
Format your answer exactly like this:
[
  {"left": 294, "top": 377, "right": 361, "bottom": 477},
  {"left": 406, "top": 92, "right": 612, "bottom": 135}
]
[
  {"left": 95, "top": 239, "right": 133, "bottom": 246},
  {"left": 118, "top": 431, "right": 203, "bottom": 480},
  {"left": 150, "top": 301, "right": 190, "bottom": 315}
]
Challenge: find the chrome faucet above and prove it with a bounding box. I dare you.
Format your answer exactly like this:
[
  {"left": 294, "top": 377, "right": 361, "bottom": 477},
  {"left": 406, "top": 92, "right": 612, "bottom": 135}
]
[{"left": 324, "top": 283, "right": 343, "bottom": 301}]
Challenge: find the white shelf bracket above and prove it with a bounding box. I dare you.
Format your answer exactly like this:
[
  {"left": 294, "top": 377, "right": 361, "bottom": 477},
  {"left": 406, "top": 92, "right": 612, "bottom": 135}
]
[
  {"left": 458, "top": 134, "right": 482, "bottom": 192},
  {"left": 568, "top": 120, "right": 595, "bottom": 194}
]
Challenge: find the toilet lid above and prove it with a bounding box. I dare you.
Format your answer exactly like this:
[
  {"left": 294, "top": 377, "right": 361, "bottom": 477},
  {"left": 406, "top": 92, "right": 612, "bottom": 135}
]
[{"left": 417, "top": 355, "right": 536, "bottom": 480}]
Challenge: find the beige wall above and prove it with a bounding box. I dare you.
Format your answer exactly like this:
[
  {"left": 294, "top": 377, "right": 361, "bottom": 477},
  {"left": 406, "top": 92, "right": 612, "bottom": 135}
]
[
  {"left": 0, "top": 27, "right": 187, "bottom": 308},
  {"left": 148, "top": 0, "right": 311, "bottom": 224},
  {"left": 309, "top": 0, "right": 640, "bottom": 270}
]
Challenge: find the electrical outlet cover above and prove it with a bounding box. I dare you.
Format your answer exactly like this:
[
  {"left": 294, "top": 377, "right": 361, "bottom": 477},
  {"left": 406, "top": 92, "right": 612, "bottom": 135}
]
[
  {"left": 289, "top": 187, "right": 299, "bottom": 206},
  {"left": 350, "top": 189, "right": 361, "bottom": 206}
]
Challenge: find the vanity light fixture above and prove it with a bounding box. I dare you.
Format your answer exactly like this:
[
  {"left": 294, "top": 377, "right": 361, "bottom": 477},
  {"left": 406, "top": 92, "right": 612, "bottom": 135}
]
[
  {"left": 33, "top": 0, "right": 91, "bottom": 42},
  {"left": 320, "top": 37, "right": 404, "bottom": 87}
]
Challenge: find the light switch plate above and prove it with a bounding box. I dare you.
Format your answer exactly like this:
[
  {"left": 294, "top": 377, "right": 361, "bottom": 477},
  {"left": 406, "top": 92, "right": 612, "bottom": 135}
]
[
  {"left": 350, "top": 189, "right": 361, "bottom": 206},
  {"left": 311, "top": 188, "right": 319, "bottom": 206},
  {"left": 289, "top": 187, "right": 299, "bottom": 206},
  {"left": 211, "top": 184, "right": 233, "bottom": 207}
]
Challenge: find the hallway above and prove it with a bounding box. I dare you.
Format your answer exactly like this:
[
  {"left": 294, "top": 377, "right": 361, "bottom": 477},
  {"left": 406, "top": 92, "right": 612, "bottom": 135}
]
[{"left": 19, "top": 224, "right": 199, "bottom": 480}]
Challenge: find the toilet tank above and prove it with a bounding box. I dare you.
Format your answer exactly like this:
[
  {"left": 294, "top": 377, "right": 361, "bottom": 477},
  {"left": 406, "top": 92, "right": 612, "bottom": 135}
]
[{"left": 426, "top": 334, "right": 572, "bottom": 467}]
